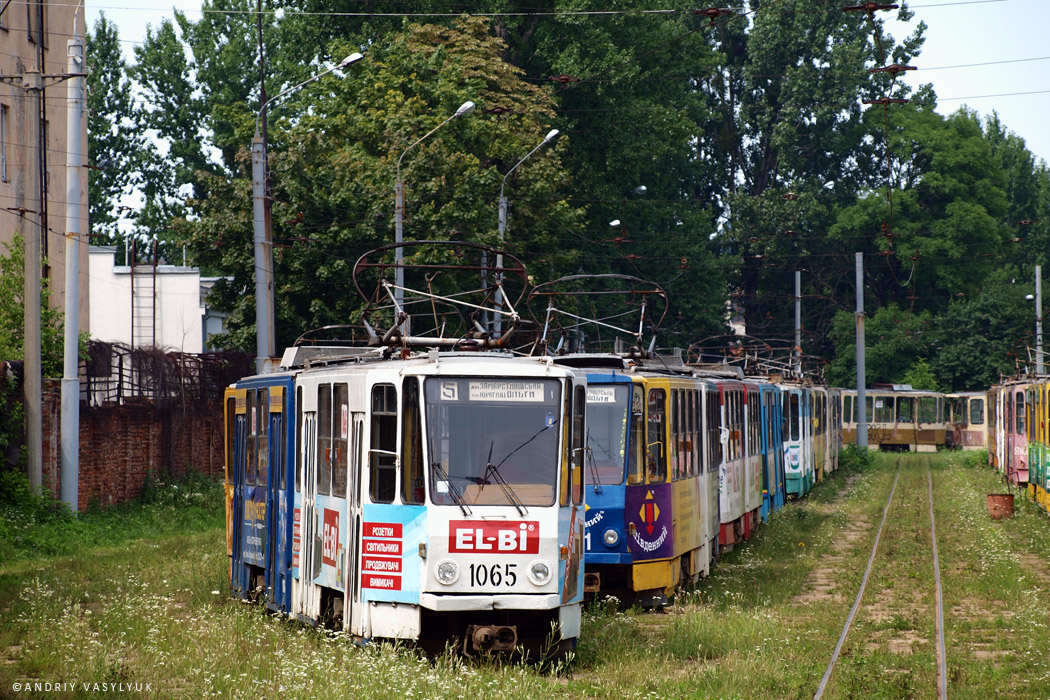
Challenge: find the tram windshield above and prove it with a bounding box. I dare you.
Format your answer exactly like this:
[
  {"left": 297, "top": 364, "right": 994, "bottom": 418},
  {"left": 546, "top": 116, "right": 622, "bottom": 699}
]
[
  {"left": 424, "top": 377, "right": 562, "bottom": 507},
  {"left": 584, "top": 385, "right": 630, "bottom": 486}
]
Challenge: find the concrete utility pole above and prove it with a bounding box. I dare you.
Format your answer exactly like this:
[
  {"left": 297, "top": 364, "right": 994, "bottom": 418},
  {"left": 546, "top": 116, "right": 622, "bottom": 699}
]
[
  {"left": 0, "top": 37, "right": 88, "bottom": 497},
  {"left": 855, "top": 252, "right": 868, "bottom": 451},
  {"left": 24, "top": 69, "right": 44, "bottom": 495},
  {"left": 61, "top": 27, "right": 86, "bottom": 512},
  {"left": 794, "top": 270, "right": 801, "bottom": 375},
  {"left": 1037, "top": 265, "right": 1044, "bottom": 375},
  {"left": 251, "top": 53, "right": 362, "bottom": 373}
]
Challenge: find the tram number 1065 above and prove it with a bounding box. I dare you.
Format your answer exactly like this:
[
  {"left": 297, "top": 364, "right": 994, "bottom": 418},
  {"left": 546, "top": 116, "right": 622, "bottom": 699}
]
[{"left": 468, "top": 562, "right": 518, "bottom": 587}]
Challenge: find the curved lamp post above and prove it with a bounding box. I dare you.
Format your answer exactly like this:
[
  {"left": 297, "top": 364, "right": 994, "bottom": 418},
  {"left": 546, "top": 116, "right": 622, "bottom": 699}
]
[
  {"left": 493, "top": 128, "right": 560, "bottom": 334},
  {"left": 251, "top": 52, "right": 363, "bottom": 372},
  {"left": 394, "top": 100, "right": 475, "bottom": 315}
]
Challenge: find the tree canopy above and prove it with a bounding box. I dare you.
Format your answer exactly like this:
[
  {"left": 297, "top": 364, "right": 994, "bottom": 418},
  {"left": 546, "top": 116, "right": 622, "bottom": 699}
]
[{"left": 86, "top": 1, "right": 1050, "bottom": 389}]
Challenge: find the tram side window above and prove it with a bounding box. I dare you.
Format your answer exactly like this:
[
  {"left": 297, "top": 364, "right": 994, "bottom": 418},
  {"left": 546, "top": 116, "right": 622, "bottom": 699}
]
[
  {"left": 732, "top": 393, "right": 743, "bottom": 460},
  {"left": 370, "top": 384, "right": 398, "bottom": 504},
  {"left": 246, "top": 391, "right": 257, "bottom": 485},
  {"left": 225, "top": 397, "right": 235, "bottom": 486},
  {"left": 332, "top": 384, "right": 348, "bottom": 497},
  {"left": 1016, "top": 393, "right": 1025, "bottom": 435},
  {"left": 970, "top": 398, "right": 984, "bottom": 426},
  {"left": 317, "top": 385, "right": 332, "bottom": 496},
  {"left": 688, "top": 390, "right": 699, "bottom": 476},
  {"left": 401, "top": 378, "right": 424, "bottom": 505},
  {"left": 788, "top": 394, "right": 800, "bottom": 442},
  {"left": 674, "top": 391, "right": 683, "bottom": 477},
  {"left": 628, "top": 388, "right": 645, "bottom": 484},
  {"left": 572, "top": 385, "right": 585, "bottom": 504},
  {"left": 647, "top": 389, "right": 667, "bottom": 483},
  {"left": 897, "top": 397, "right": 914, "bottom": 423},
  {"left": 296, "top": 388, "right": 302, "bottom": 492},
  {"left": 706, "top": 389, "right": 721, "bottom": 472},
  {"left": 279, "top": 392, "right": 287, "bottom": 491},
  {"left": 257, "top": 389, "right": 269, "bottom": 487},
  {"left": 843, "top": 395, "right": 852, "bottom": 425},
  {"left": 874, "top": 396, "right": 893, "bottom": 423},
  {"left": 918, "top": 397, "right": 937, "bottom": 424}
]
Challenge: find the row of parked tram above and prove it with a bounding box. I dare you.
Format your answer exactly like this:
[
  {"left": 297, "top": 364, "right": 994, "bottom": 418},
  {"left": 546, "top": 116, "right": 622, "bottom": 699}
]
[
  {"left": 987, "top": 378, "right": 1050, "bottom": 514},
  {"left": 222, "top": 343, "right": 845, "bottom": 653}
]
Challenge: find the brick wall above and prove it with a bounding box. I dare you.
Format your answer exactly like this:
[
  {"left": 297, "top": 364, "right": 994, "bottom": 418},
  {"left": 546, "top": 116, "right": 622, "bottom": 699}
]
[{"left": 41, "top": 379, "right": 226, "bottom": 510}]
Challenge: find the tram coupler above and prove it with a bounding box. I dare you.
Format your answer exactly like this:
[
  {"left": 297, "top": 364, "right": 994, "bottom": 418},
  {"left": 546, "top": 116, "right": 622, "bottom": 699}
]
[
  {"left": 464, "top": 625, "right": 517, "bottom": 655},
  {"left": 584, "top": 572, "right": 601, "bottom": 593}
]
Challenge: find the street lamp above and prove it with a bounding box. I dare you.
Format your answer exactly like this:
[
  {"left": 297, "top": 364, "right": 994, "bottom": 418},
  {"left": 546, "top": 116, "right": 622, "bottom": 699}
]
[
  {"left": 394, "top": 100, "right": 476, "bottom": 318},
  {"left": 493, "top": 128, "right": 560, "bottom": 334},
  {"left": 251, "top": 52, "right": 363, "bottom": 372}
]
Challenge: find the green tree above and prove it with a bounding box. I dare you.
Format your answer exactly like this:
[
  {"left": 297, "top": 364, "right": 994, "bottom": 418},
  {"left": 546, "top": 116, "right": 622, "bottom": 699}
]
[
  {"left": 929, "top": 266, "right": 1035, "bottom": 390},
  {"left": 830, "top": 104, "right": 1010, "bottom": 314},
  {"left": 826, "top": 304, "right": 934, "bottom": 388},
  {"left": 0, "top": 236, "right": 66, "bottom": 377},
  {"left": 86, "top": 14, "right": 143, "bottom": 251},
  {"left": 720, "top": 2, "right": 923, "bottom": 344},
  {"left": 178, "top": 16, "right": 587, "bottom": 350}
]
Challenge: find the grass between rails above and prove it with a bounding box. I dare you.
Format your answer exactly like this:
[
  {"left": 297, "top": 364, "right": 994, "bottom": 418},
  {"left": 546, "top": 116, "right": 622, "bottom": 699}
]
[{"left": 3, "top": 451, "right": 1050, "bottom": 699}]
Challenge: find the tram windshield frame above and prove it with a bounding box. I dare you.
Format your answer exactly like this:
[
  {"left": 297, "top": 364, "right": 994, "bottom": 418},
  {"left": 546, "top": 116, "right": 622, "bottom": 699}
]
[
  {"left": 423, "top": 377, "right": 563, "bottom": 507},
  {"left": 583, "top": 384, "right": 631, "bottom": 487}
]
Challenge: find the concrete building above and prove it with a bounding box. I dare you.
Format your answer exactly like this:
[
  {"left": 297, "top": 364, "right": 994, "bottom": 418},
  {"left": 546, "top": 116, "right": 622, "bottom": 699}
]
[
  {"left": 89, "top": 246, "right": 228, "bottom": 353},
  {"left": 0, "top": 1, "right": 90, "bottom": 333}
]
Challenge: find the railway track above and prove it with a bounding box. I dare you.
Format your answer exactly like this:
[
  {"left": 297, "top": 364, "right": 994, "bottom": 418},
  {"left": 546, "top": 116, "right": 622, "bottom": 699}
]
[{"left": 814, "top": 456, "right": 948, "bottom": 699}]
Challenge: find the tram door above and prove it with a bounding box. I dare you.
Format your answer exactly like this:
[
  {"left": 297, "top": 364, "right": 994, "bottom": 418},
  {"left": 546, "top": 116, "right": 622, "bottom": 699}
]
[
  {"left": 230, "top": 393, "right": 247, "bottom": 596},
  {"left": 265, "top": 386, "right": 292, "bottom": 613},
  {"left": 298, "top": 412, "right": 320, "bottom": 620},
  {"left": 345, "top": 413, "right": 365, "bottom": 635}
]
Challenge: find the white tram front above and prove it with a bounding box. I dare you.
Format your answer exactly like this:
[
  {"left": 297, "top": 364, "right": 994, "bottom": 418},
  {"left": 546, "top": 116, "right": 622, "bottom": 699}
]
[{"left": 289, "top": 351, "right": 586, "bottom": 657}]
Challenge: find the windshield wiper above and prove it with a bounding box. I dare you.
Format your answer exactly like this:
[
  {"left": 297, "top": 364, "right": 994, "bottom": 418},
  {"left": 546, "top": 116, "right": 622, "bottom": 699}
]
[
  {"left": 430, "top": 440, "right": 471, "bottom": 516},
  {"left": 484, "top": 446, "right": 528, "bottom": 517},
  {"left": 585, "top": 431, "right": 603, "bottom": 494},
  {"left": 485, "top": 421, "right": 558, "bottom": 517}
]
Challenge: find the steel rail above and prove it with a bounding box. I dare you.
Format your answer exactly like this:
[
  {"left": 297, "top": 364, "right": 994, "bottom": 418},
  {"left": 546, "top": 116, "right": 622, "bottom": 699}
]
[
  {"left": 928, "top": 467, "right": 948, "bottom": 700},
  {"left": 813, "top": 459, "right": 903, "bottom": 700}
]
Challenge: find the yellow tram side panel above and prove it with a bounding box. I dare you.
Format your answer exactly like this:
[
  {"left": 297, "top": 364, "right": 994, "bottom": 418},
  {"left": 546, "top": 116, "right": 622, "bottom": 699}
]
[
  {"left": 224, "top": 388, "right": 247, "bottom": 564},
  {"left": 636, "top": 375, "right": 706, "bottom": 594}
]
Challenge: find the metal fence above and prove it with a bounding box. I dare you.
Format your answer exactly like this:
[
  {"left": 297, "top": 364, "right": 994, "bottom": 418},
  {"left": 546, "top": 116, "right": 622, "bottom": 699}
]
[{"left": 83, "top": 341, "right": 252, "bottom": 409}]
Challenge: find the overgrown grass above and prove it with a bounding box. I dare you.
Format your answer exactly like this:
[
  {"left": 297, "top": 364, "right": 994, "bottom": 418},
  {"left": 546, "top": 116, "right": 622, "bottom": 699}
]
[
  {"left": 4, "top": 451, "right": 1050, "bottom": 698},
  {"left": 0, "top": 469, "right": 224, "bottom": 564}
]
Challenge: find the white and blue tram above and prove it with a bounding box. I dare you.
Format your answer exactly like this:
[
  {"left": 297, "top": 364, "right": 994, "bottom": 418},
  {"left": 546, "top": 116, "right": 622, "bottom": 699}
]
[{"left": 225, "top": 349, "right": 588, "bottom": 656}]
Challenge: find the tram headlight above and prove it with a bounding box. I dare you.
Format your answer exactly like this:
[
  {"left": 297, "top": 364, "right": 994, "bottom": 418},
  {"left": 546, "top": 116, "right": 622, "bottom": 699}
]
[
  {"left": 528, "top": 561, "right": 552, "bottom": 585},
  {"left": 436, "top": 560, "right": 459, "bottom": 585},
  {"left": 602, "top": 529, "right": 619, "bottom": 547}
]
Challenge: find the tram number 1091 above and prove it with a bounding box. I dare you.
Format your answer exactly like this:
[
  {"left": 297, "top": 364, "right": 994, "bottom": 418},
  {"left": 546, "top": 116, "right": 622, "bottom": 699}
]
[{"left": 468, "top": 562, "right": 518, "bottom": 587}]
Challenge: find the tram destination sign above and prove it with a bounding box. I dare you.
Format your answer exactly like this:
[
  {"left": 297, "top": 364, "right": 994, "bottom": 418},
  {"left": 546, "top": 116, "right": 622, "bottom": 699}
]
[{"left": 468, "top": 381, "right": 545, "bottom": 402}]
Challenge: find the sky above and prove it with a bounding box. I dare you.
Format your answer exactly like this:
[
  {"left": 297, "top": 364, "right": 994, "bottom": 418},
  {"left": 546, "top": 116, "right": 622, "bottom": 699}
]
[{"left": 85, "top": 0, "right": 1050, "bottom": 167}]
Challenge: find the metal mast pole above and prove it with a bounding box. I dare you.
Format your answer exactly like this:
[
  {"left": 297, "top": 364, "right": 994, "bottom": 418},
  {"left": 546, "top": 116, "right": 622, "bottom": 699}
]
[
  {"left": 61, "top": 27, "right": 85, "bottom": 511},
  {"left": 856, "top": 252, "right": 868, "bottom": 451},
  {"left": 1037, "top": 264, "right": 1044, "bottom": 375},
  {"left": 794, "top": 270, "right": 801, "bottom": 375},
  {"left": 24, "top": 69, "right": 43, "bottom": 495}
]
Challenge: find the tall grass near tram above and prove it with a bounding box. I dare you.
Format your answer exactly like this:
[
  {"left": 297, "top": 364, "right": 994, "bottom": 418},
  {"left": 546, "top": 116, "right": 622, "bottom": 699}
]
[{"left": 4, "top": 450, "right": 1050, "bottom": 698}]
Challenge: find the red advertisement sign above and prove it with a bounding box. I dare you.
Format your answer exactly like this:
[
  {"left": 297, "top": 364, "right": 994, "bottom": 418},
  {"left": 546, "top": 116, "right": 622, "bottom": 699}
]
[
  {"left": 448, "top": 520, "right": 540, "bottom": 554},
  {"left": 363, "top": 522, "right": 402, "bottom": 539},
  {"left": 362, "top": 556, "right": 402, "bottom": 573},
  {"left": 362, "top": 574, "right": 401, "bottom": 590},
  {"left": 322, "top": 509, "right": 339, "bottom": 568},
  {"left": 362, "top": 539, "right": 401, "bottom": 556},
  {"left": 292, "top": 508, "right": 301, "bottom": 568}
]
